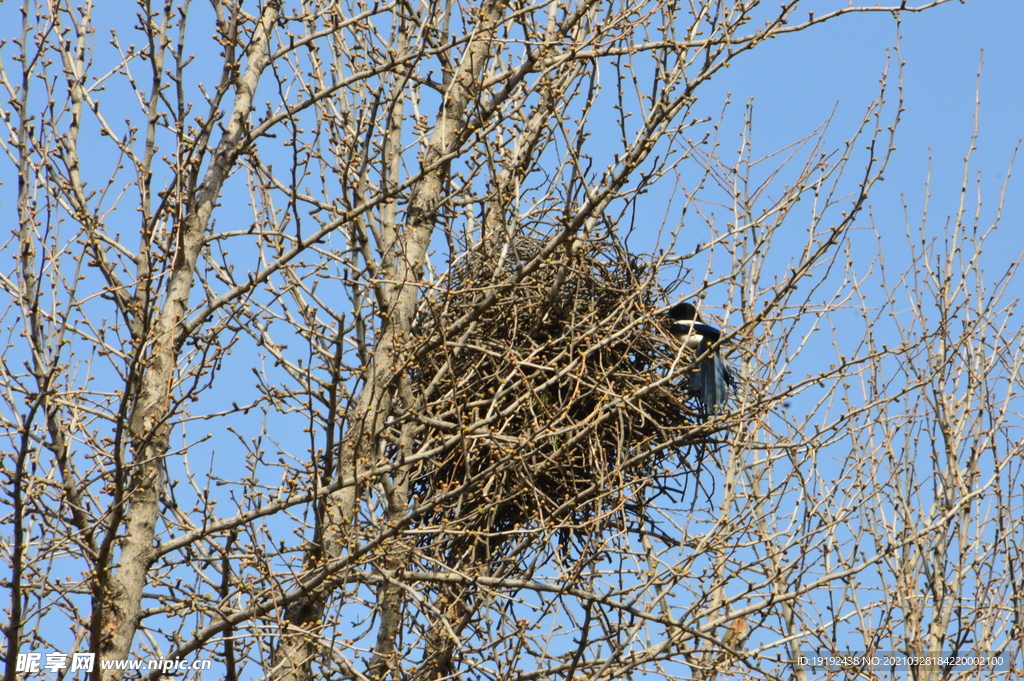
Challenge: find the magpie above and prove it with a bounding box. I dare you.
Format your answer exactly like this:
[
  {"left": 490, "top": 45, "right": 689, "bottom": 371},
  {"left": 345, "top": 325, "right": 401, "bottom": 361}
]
[{"left": 667, "top": 301, "right": 732, "bottom": 415}]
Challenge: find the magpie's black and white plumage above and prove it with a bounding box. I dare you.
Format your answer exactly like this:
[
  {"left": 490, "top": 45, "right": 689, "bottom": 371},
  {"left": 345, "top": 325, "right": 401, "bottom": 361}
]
[{"left": 667, "top": 301, "right": 732, "bottom": 415}]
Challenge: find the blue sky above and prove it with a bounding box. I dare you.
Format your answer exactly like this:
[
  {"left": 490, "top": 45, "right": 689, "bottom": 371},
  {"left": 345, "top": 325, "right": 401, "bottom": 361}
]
[{"left": 700, "top": 0, "right": 1022, "bottom": 264}]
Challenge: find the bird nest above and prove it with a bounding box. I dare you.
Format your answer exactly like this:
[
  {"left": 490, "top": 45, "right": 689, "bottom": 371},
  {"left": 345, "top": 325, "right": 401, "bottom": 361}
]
[{"left": 408, "top": 234, "right": 724, "bottom": 561}]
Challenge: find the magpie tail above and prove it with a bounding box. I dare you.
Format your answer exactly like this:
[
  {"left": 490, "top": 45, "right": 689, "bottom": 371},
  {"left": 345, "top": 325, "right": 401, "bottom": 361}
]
[{"left": 690, "top": 351, "right": 732, "bottom": 415}]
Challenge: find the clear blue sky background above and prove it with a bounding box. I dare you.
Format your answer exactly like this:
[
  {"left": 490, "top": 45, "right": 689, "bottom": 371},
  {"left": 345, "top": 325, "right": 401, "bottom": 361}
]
[{"left": 696, "top": 0, "right": 1022, "bottom": 268}]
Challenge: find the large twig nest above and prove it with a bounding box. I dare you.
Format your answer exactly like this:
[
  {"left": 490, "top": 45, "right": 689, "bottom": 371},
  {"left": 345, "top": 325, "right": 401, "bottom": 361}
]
[{"left": 409, "top": 233, "right": 721, "bottom": 563}]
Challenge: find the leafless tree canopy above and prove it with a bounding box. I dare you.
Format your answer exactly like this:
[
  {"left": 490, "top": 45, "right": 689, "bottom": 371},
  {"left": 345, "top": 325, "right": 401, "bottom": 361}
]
[{"left": 1, "top": 0, "right": 1021, "bottom": 680}]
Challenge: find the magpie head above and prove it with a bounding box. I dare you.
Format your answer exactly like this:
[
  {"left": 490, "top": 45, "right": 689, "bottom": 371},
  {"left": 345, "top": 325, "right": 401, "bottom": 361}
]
[
  {"left": 667, "top": 301, "right": 699, "bottom": 322},
  {"left": 666, "top": 301, "right": 721, "bottom": 348}
]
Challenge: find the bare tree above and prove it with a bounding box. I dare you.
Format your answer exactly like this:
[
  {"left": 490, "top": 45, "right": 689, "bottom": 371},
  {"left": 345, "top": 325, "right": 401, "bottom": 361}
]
[{"left": 1, "top": 1, "right": 1019, "bottom": 681}]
